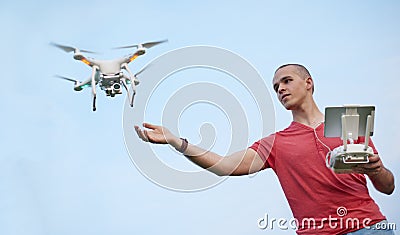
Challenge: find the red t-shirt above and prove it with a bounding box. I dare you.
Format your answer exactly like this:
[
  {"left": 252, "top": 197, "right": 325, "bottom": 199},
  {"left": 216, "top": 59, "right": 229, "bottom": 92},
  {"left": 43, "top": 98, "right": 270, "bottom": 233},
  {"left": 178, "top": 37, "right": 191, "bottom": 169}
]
[{"left": 250, "top": 122, "right": 385, "bottom": 234}]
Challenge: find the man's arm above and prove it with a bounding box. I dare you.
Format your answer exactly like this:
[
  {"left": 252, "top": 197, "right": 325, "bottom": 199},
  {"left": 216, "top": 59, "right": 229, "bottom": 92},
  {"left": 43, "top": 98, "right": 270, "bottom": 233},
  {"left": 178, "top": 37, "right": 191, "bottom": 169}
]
[
  {"left": 353, "top": 154, "right": 395, "bottom": 195},
  {"left": 134, "top": 123, "right": 265, "bottom": 176}
]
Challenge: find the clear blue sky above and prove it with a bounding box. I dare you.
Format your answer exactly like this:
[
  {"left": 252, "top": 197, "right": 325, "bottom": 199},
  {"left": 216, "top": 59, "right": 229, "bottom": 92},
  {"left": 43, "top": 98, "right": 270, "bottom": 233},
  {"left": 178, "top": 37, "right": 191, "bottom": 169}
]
[{"left": 0, "top": 1, "right": 399, "bottom": 234}]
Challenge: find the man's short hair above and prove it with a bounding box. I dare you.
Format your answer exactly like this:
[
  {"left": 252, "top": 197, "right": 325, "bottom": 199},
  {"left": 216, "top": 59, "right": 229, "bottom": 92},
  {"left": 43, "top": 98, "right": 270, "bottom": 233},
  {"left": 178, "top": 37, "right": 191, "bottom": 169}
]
[{"left": 275, "top": 64, "right": 314, "bottom": 93}]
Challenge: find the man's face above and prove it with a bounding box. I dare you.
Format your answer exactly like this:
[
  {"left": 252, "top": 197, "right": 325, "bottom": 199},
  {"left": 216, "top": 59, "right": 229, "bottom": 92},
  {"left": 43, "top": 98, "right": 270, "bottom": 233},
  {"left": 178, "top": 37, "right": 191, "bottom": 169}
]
[{"left": 272, "top": 66, "right": 310, "bottom": 110}]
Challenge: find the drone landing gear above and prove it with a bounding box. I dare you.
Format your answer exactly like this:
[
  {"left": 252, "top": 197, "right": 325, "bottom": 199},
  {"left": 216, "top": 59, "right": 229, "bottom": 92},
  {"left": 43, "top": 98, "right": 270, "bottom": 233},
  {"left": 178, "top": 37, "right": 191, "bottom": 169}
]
[
  {"left": 90, "top": 66, "right": 98, "bottom": 112},
  {"left": 121, "top": 78, "right": 134, "bottom": 107},
  {"left": 122, "top": 64, "right": 139, "bottom": 108},
  {"left": 126, "top": 80, "right": 136, "bottom": 107},
  {"left": 92, "top": 95, "right": 97, "bottom": 111},
  {"left": 130, "top": 84, "right": 136, "bottom": 107},
  {"left": 131, "top": 90, "right": 136, "bottom": 107}
]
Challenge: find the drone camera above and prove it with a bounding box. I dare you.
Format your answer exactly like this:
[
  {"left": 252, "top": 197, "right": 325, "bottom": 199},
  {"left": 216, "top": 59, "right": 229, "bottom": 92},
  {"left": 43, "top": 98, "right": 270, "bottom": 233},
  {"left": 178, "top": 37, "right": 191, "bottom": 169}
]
[
  {"left": 111, "top": 83, "right": 122, "bottom": 95},
  {"left": 113, "top": 83, "right": 121, "bottom": 90}
]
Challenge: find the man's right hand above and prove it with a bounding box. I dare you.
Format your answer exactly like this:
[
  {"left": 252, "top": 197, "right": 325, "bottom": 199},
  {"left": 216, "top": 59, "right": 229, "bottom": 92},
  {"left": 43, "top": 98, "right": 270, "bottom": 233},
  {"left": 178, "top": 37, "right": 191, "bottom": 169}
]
[{"left": 134, "top": 123, "right": 180, "bottom": 147}]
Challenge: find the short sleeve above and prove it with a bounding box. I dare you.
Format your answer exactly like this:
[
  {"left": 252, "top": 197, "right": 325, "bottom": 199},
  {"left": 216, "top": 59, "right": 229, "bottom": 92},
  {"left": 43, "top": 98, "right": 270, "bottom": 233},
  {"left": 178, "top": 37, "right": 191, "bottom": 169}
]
[{"left": 249, "top": 134, "right": 276, "bottom": 169}]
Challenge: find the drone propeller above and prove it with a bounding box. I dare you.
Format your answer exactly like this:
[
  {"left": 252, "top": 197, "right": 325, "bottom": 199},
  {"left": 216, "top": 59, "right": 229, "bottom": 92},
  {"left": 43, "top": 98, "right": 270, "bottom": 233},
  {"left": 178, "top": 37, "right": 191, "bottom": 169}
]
[
  {"left": 54, "top": 75, "right": 80, "bottom": 83},
  {"left": 113, "top": 39, "right": 168, "bottom": 49},
  {"left": 50, "top": 42, "right": 97, "bottom": 54}
]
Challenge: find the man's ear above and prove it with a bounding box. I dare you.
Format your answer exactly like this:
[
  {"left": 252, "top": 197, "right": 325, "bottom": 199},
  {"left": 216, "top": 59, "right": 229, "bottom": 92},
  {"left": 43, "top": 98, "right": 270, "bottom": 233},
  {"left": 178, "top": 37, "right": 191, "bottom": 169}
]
[{"left": 306, "top": 77, "right": 314, "bottom": 92}]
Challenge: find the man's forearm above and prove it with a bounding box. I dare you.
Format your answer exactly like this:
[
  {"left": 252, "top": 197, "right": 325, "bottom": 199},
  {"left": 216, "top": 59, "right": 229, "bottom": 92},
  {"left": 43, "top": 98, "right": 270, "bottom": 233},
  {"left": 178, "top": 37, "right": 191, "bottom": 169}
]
[
  {"left": 136, "top": 123, "right": 261, "bottom": 176},
  {"left": 169, "top": 137, "right": 229, "bottom": 176},
  {"left": 169, "top": 138, "right": 257, "bottom": 176},
  {"left": 368, "top": 167, "right": 395, "bottom": 195}
]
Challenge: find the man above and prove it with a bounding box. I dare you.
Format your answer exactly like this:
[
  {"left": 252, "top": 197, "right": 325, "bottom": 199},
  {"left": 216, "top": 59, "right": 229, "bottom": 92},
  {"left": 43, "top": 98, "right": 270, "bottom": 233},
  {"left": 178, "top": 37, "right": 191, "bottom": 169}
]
[{"left": 135, "top": 64, "right": 395, "bottom": 234}]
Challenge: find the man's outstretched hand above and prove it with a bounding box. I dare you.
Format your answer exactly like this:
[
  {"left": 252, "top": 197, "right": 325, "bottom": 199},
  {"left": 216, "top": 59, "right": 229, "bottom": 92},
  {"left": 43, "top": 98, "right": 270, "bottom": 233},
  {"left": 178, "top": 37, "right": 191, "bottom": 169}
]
[{"left": 134, "top": 123, "right": 179, "bottom": 146}]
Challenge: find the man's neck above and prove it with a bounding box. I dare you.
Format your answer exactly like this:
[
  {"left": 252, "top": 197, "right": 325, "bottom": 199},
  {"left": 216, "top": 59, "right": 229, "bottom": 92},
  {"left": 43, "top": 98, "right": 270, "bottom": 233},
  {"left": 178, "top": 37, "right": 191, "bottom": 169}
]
[{"left": 291, "top": 99, "right": 324, "bottom": 128}]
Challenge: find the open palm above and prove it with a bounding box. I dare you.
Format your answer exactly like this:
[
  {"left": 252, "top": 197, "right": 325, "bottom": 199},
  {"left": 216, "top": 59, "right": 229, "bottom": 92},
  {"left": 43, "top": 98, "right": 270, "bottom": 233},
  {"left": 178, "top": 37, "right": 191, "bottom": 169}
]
[{"left": 134, "top": 123, "right": 174, "bottom": 144}]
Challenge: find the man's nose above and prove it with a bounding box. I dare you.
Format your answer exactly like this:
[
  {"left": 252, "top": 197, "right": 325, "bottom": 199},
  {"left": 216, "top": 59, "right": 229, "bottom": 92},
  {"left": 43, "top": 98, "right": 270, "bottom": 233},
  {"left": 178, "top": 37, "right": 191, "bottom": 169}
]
[{"left": 278, "top": 85, "right": 285, "bottom": 94}]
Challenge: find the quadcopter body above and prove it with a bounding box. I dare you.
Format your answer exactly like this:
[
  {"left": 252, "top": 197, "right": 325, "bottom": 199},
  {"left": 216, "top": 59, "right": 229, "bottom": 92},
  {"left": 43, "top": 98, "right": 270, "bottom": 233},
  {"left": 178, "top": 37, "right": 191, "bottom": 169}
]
[{"left": 52, "top": 40, "right": 167, "bottom": 111}]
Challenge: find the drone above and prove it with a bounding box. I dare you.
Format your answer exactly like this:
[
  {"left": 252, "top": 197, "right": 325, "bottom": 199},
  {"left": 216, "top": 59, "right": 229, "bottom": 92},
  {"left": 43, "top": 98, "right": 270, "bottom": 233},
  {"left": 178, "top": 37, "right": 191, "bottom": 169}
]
[{"left": 52, "top": 39, "right": 167, "bottom": 111}]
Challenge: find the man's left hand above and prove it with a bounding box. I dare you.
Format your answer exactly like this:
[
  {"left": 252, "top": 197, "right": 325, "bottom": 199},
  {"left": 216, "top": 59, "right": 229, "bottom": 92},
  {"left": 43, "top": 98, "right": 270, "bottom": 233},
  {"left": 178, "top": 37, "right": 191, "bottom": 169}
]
[{"left": 352, "top": 154, "right": 383, "bottom": 177}]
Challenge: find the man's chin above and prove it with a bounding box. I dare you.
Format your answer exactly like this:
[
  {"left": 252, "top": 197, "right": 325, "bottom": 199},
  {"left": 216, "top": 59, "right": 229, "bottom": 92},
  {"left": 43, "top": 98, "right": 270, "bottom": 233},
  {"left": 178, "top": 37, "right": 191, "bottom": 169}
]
[{"left": 282, "top": 102, "right": 294, "bottom": 110}]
